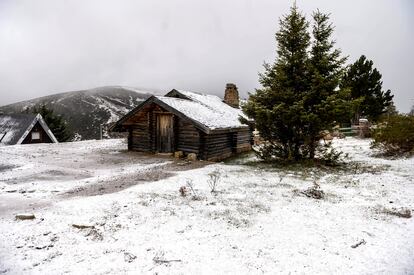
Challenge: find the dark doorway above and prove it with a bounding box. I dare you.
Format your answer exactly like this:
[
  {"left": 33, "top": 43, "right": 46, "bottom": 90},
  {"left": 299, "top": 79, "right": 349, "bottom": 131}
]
[{"left": 156, "top": 114, "right": 174, "bottom": 152}]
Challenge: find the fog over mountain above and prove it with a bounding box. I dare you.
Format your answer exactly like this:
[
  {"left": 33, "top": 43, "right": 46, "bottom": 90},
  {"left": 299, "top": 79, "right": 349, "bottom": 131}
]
[{"left": 0, "top": 0, "right": 413, "bottom": 112}]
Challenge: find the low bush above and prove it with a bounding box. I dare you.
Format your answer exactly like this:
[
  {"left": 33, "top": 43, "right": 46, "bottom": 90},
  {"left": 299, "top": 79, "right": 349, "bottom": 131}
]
[
  {"left": 372, "top": 115, "right": 414, "bottom": 156},
  {"left": 316, "top": 143, "right": 348, "bottom": 166}
]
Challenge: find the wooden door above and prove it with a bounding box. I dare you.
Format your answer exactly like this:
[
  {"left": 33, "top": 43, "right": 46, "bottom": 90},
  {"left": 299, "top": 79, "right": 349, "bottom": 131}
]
[{"left": 156, "top": 114, "right": 174, "bottom": 152}]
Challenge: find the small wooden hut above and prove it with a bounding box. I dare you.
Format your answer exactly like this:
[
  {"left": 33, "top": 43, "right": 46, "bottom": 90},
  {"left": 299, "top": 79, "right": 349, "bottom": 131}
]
[
  {"left": 0, "top": 113, "right": 58, "bottom": 145},
  {"left": 112, "top": 84, "right": 252, "bottom": 161}
]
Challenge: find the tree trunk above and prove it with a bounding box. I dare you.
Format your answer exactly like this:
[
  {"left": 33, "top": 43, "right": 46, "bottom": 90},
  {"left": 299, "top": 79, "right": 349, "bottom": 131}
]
[{"left": 309, "top": 142, "right": 316, "bottom": 159}]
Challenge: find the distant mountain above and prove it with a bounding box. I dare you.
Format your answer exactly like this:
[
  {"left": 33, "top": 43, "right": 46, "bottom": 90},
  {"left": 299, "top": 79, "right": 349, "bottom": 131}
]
[{"left": 0, "top": 86, "right": 154, "bottom": 140}]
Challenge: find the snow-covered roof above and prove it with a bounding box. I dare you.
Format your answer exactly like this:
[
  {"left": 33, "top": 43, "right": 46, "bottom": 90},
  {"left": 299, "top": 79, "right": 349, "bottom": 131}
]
[
  {"left": 114, "top": 89, "right": 249, "bottom": 133},
  {"left": 158, "top": 89, "right": 247, "bottom": 130},
  {"left": 0, "top": 114, "right": 58, "bottom": 145}
]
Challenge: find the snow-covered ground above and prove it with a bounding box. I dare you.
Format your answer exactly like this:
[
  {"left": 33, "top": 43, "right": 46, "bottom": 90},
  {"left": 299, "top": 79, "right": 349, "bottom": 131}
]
[{"left": 0, "top": 138, "right": 413, "bottom": 274}]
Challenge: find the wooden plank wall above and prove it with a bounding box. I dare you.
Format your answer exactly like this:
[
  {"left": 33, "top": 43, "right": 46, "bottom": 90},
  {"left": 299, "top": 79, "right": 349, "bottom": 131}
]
[
  {"left": 202, "top": 132, "right": 233, "bottom": 161},
  {"left": 128, "top": 104, "right": 179, "bottom": 153},
  {"left": 201, "top": 128, "right": 251, "bottom": 161},
  {"left": 130, "top": 113, "right": 151, "bottom": 152},
  {"left": 234, "top": 129, "right": 252, "bottom": 153},
  {"left": 150, "top": 109, "right": 157, "bottom": 152},
  {"left": 176, "top": 119, "right": 200, "bottom": 154}
]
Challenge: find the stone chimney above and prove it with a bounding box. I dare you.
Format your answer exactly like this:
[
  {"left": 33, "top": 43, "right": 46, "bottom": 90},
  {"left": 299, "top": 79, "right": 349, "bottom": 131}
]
[{"left": 224, "top": 83, "right": 239, "bottom": 108}]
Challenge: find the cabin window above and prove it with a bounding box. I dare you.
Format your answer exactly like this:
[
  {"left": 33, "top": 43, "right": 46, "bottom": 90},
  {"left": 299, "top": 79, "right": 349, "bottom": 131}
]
[{"left": 31, "top": 132, "right": 40, "bottom": 140}]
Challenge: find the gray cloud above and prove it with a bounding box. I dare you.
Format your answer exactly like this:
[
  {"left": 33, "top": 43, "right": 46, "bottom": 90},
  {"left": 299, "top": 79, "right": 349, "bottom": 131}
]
[{"left": 0, "top": 0, "right": 413, "bottom": 112}]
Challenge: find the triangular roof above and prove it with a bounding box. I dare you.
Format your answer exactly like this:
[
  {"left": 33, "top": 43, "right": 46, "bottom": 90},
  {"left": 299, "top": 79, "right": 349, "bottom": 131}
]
[
  {"left": 0, "top": 113, "right": 58, "bottom": 145},
  {"left": 113, "top": 89, "right": 248, "bottom": 134}
]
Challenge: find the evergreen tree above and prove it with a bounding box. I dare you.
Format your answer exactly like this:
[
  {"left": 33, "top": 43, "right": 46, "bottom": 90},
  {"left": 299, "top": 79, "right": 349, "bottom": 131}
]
[
  {"left": 305, "top": 10, "right": 351, "bottom": 158},
  {"left": 243, "top": 4, "right": 311, "bottom": 161},
  {"left": 341, "top": 55, "right": 393, "bottom": 122},
  {"left": 243, "top": 5, "right": 351, "bottom": 162},
  {"left": 33, "top": 104, "right": 71, "bottom": 142},
  {"left": 382, "top": 101, "right": 398, "bottom": 118}
]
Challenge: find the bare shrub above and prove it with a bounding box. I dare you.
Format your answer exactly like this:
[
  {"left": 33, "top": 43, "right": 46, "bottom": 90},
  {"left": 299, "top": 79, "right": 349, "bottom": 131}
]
[
  {"left": 207, "top": 209, "right": 251, "bottom": 228},
  {"left": 84, "top": 228, "right": 103, "bottom": 241},
  {"left": 138, "top": 200, "right": 150, "bottom": 207},
  {"left": 124, "top": 252, "right": 137, "bottom": 263},
  {"left": 207, "top": 169, "right": 222, "bottom": 193},
  {"left": 153, "top": 250, "right": 181, "bottom": 264},
  {"left": 179, "top": 186, "right": 188, "bottom": 197},
  {"left": 191, "top": 195, "right": 203, "bottom": 201},
  {"left": 250, "top": 202, "right": 271, "bottom": 213},
  {"left": 227, "top": 216, "right": 250, "bottom": 228},
  {"left": 298, "top": 181, "right": 325, "bottom": 199},
  {"left": 184, "top": 179, "right": 202, "bottom": 201},
  {"left": 278, "top": 174, "right": 285, "bottom": 184},
  {"left": 153, "top": 250, "right": 166, "bottom": 264},
  {"left": 186, "top": 179, "right": 196, "bottom": 195}
]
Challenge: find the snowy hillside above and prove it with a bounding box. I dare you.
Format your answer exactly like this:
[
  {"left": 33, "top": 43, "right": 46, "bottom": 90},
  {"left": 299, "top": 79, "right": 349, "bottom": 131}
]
[
  {"left": 0, "top": 138, "right": 413, "bottom": 274},
  {"left": 0, "top": 86, "right": 154, "bottom": 140}
]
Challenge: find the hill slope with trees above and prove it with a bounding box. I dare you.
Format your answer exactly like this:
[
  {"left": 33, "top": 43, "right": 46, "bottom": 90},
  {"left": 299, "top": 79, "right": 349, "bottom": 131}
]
[{"left": 0, "top": 86, "right": 153, "bottom": 140}]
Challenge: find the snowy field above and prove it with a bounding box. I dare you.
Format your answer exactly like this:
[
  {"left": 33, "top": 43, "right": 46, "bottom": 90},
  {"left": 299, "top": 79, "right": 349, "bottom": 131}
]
[{"left": 0, "top": 138, "right": 413, "bottom": 274}]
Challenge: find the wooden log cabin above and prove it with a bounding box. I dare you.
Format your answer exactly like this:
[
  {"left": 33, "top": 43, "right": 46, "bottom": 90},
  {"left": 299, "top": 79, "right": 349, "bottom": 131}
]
[
  {"left": 112, "top": 84, "right": 253, "bottom": 161},
  {"left": 0, "top": 113, "right": 58, "bottom": 145}
]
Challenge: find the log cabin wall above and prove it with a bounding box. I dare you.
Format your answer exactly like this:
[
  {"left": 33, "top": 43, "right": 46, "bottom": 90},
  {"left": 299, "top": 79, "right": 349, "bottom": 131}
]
[
  {"left": 201, "top": 129, "right": 251, "bottom": 161},
  {"left": 130, "top": 113, "right": 151, "bottom": 152},
  {"left": 202, "top": 132, "right": 233, "bottom": 161},
  {"left": 233, "top": 128, "right": 252, "bottom": 153},
  {"left": 127, "top": 128, "right": 132, "bottom": 150},
  {"left": 176, "top": 119, "right": 200, "bottom": 154},
  {"left": 126, "top": 104, "right": 152, "bottom": 152}
]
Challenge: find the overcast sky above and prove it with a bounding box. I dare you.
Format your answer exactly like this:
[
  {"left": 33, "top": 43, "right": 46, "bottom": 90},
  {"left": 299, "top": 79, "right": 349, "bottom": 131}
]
[{"left": 0, "top": 0, "right": 413, "bottom": 112}]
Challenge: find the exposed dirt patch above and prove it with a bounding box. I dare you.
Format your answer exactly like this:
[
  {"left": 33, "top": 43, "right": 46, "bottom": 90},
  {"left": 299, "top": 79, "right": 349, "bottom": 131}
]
[
  {"left": 62, "top": 160, "right": 212, "bottom": 197},
  {"left": 0, "top": 140, "right": 212, "bottom": 216},
  {"left": 6, "top": 169, "right": 93, "bottom": 185},
  {"left": 0, "top": 164, "right": 17, "bottom": 173}
]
